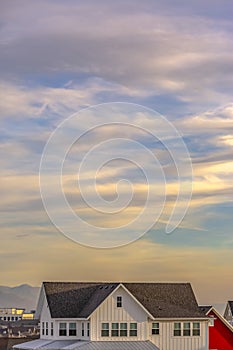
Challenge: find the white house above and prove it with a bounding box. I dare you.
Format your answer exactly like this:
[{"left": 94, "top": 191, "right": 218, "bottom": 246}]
[{"left": 14, "top": 282, "right": 209, "bottom": 350}]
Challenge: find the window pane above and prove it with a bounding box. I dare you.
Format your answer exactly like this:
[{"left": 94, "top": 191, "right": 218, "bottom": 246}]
[
  {"left": 69, "top": 323, "right": 76, "bottom": 336},
  {"left": 193, "top": 322, "right": 200, "bottom": 336},
  {"left": 183, "top": 322, "right": 190, "bottom": 336},
  {"left": 174, "top": 323, "right": 181, "bottom": 336},
  {"left": 130, "top": 323, "right": 137, "bottom": 336},
  {"left": 152, "top": 322, "right": 159, "bottom": 335},
  {"left": 120, "top": 323, "right": 127, "bottom": 336},
  {"left": 117, "top": 296, "right": 122, "bottom": 307},
  {"left": 59, "top": 323, "right": 67, "bottom": 336},
  {"left": 101, "top": 323, "right": 109, "bottom": 337},
  {"left": 111, "top": 323, "right": 119, "bottom": 337}
]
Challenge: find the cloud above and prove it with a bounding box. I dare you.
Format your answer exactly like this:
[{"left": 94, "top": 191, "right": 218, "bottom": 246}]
[{"left": 1, "top": 1, "right": 233, "bottom": 103}]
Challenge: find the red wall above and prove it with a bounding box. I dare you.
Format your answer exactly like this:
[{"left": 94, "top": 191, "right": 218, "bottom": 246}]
[{"left": 208, "top": 310, "right": 233, "bottom": 350}]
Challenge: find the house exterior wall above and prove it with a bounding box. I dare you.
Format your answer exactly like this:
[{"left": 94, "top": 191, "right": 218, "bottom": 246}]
[
  {"left": 148, "top": 320, "right": 208, "bottom": 350},
  {"left": 90, "top": 286, "right": 208, "bottom": 350},
  {"left": 208, "top": 310, "right": 233, "bottom": 350},
  {"left": 90, "top": 286, "right": 148, "bottom": 341}
]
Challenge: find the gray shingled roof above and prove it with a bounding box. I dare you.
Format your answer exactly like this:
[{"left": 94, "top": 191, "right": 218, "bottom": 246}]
[
  {"left": 43, "top": 282, "right": 206, "bottom": 319},
  {"left": 198, "top": 306, "right": 212, "bottom": 315}
]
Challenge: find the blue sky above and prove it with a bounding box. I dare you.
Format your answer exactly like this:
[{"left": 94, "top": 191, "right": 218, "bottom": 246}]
[{"left": 0, "top": 0, "right": 233, "bottom": 305}]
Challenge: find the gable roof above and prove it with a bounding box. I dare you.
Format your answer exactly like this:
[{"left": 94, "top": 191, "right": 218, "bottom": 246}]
[
  {"left": 228, "top": 301, "right": 233, "bottom": 314},
  {"left": 43, "top": 282, "right": 207, "bottom": 319},
  {"left": 43, "top": 282, "right": 119, "bottom": 319},
  {"left": 124, "top": 283, "right": 205, "bottom": 319}
]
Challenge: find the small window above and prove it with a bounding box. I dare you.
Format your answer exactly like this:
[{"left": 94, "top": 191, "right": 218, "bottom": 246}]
[
  {"left": 120, "top": 323, "right": 127, "bottom": 336},
  {"left": 87, "top": 322, "right": 90, "bottom": 337},
  {"left": 152, "top": 322, "right": 159, "bottom": 335},
  {"left": 183, "top": 322, "right": 190, "bottom": 336},
  {"left": 82, "top": 322, "right": 85, "bottom": 337},
  {"left": 101, "top": 323, "right": 109, "bottom": 337},
  {"left": 59, "top": 322, "right": 67, "bottom": 336},
  {"left": 11, "top": 317, "right": 14, "bottom": 321},
  {"left": 46, "top": 322, "right": 48, "bottom": 336},
  {"left": 192, "top": 322, "right": 200, "bottom": 336},
  {"left": 130, "top": 323, "right": 137, "bottom": 336},
  {"left": 111, "top": 323, "right": 119, "bottom": 337},
  {"left": 51, "top": 322, "right": 53, "bottom": 336},
  {"left": 69, "top": 323, "right": 76, "bottom": 336},
  {"left": 117, "top": 296, "right": 122, "bottom": 308},
  {"left": 174, "top": 322, "right": 181, "bottom": 336},
  {"left": 42, "top": 322, "right": 45, "bottom": 335}
]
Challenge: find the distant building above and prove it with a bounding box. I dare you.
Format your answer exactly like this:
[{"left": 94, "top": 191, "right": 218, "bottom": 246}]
[
  {"left": 0, "top": 310, "right": 35, "bottom": 323},
  {"left": 14, "top": 281, "right": 210, "bottom": 350},
  {"left": 224, "top": 301, "right": 233, "bottom": 326}
]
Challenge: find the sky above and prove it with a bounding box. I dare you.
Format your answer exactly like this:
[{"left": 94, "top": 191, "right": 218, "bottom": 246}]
[{"left": 0, "top": 0, "right": 233, "bottom": 306}]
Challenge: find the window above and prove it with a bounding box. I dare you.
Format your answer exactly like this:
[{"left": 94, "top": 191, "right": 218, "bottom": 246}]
[
  {"left": 51, "top": 322, "right": 53, "bottom": 336},
  {"left": 101, "top": 323, "right": 109, "bottom": 337},
  {"left": 117, "top": 296, "right": 122, "bottom": 308},
  {"left": 59, "top": 322, "right": 67, "bottom": 336},
  {"left": 152, "top": 322, "right": 159, "bottom": 335},
  {"left": 130, "top": 323, "right": 137, "bottom": 336},
  {"left": 69, "top": 323, "right": 76, "bottom": 336},
  {"left": 111, "top": 323, "right": 119, "bottom": 337},
  {"left": 87, "top": 322, "right": 90, "bottom": 337},
  {"left": 82, "top": 322, "right": 85, "bottom": 337},
  {"left": 192, "top": 322, "right": 200, "bottom": 336},
  {"left": 42, "top": 322, "right": 45, "bottom": 336},
  {"left": 183, "top": 322, "right": 191, "bottom": 336},
  {"left": 46, "top": 322, "right": 48, "bottom": 336},
  {"left": 11, "top": 317, "right": 14, "bottom": 321},
  {"left": 174, "top": 322, "right": 181, "bottom": 336},
  {"left": 120, "top": 323, "right": 127, "bottom": 336}
]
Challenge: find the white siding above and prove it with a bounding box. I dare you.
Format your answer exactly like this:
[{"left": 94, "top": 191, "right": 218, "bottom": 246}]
[
  {"left": 40, "top": 294, "right": 52, "bottom": 339},
  {"left": 90, "top": 286, "right": 148, "bottom": 341},
  {"left": 53, "top": 320, "right": 90, "bottom": 340},
  {"left": 148, "top": 320, "right": 208, "bottom": 350}
]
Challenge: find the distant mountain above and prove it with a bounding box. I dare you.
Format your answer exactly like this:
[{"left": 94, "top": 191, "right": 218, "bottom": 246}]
[{"left": 0, "top": 284, "right": 40, "bottom": 312}]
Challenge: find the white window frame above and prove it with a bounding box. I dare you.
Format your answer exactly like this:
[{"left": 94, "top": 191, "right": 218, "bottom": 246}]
[
  {"left": 117, "top": 296, "right": 122, "bottom": 308},
  {"left": 129, "top": 323, "right": 137, "bottom": 337},
  {"left": 101, "top": 323, "right": 109, "bottom": 337},
  {"left": 152, "top": 322, "right": 159, "bottom": 335},
  {"left": 69, "top": 322, "right": 77, "bottom": 336},
  {"left": 173, "top": 322, "right": 201, "bottom": 337},
  {"left": 59, "top": 322, "right": 67, "bottom": 336}
]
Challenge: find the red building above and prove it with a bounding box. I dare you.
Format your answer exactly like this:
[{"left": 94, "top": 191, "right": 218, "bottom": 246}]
[{"left": 200, "top": 306, "right": 233, "bottom": 350}]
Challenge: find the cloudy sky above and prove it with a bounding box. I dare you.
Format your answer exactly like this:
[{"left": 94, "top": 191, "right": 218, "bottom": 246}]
[{"left": 0, "top": 0, "right": 233, "bottom": 306}]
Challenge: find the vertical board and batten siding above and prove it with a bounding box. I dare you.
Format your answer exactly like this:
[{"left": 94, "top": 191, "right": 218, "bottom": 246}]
[
  {"left": 148, "top": 320, "right": 208, "bottom": 350},
  {"left": 40, "top": 293, "right": 52, "bottom": 339},
  {"left": 90, "top": 286, "right": 148, "bottom": 341}
]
